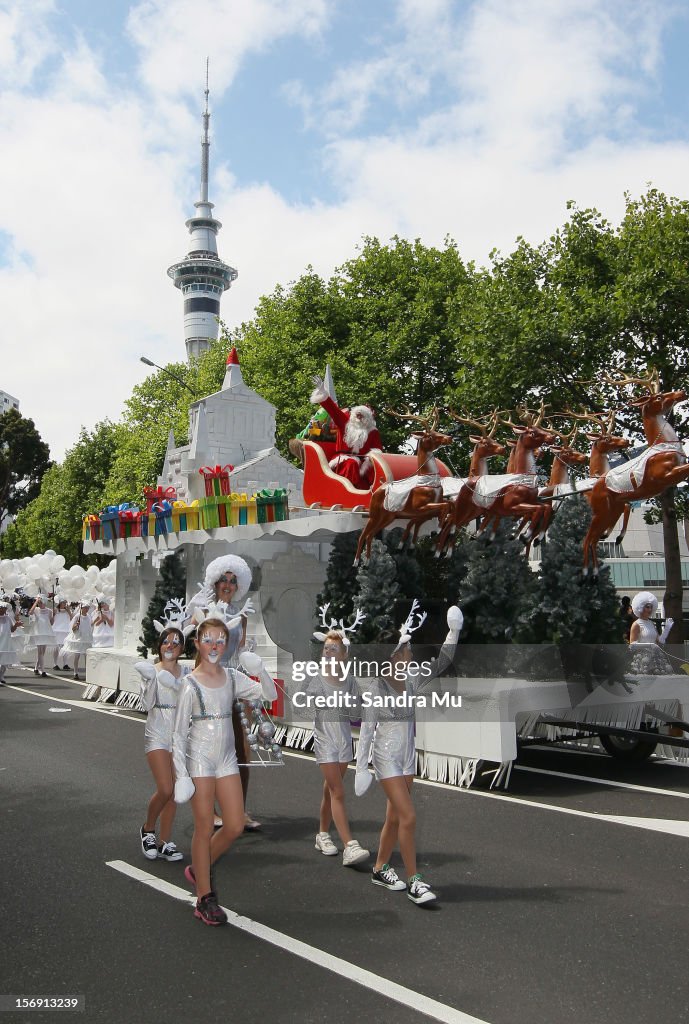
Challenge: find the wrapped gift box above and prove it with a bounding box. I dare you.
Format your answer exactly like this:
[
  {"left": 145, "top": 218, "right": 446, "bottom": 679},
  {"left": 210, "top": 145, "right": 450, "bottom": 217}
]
[
  {"left": 143, "top": 485, "right": 177, "bottom": 514},
  {"left": 199, "top": 464, "right": 234, "bottom": 497}
]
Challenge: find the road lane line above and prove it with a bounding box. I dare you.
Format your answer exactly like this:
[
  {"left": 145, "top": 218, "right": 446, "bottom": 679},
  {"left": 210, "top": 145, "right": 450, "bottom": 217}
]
[
  {"left": 107, "top": 860, "right": 490, "bottom": 1024},
  {"left": 514, "top": 764, "right": 689, "bottom": 800},
  {"left": 2, "top": 683, "right": 143, "bottom": 722}
]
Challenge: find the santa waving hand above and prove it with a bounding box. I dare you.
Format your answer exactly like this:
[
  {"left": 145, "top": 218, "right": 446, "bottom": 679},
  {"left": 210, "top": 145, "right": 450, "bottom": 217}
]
[{"left": 310, "top": 375, "right": 382, "bottom": 488}]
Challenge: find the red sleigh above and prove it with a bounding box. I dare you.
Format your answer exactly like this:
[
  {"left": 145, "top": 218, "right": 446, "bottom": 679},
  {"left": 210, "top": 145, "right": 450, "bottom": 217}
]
[{"left": 301, "top": 439, "right": 452, "bottom": 511}]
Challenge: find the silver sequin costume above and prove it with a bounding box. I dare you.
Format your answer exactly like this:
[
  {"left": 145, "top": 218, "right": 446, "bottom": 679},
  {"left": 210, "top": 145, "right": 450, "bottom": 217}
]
[
  {"left": 136, "top": 662, "right": 192, "bottom": 754},
  {"left": 301, "top": 672, "right": 356, "bottom": 764},
  {"left": 172, "top": 668, "right": 263, "bottom": 779}
]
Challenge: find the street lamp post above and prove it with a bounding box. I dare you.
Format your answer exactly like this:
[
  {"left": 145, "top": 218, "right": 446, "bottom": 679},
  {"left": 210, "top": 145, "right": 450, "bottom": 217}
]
[{"left": 139, "top": 357, "right": 196, "bottom": 397}]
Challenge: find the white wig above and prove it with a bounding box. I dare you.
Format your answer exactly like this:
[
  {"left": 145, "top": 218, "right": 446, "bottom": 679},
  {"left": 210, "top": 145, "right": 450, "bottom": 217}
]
[
  {"left": 631, "top": 591, "right": 658, "bottom": 617},
  {"left": 197, "top": 555, "right": 252, "bottom": 606}
]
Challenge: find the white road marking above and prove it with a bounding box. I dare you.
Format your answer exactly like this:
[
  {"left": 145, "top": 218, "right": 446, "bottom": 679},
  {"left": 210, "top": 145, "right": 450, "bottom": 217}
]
[
  {"left": 107, "top": 859, "right": 490, "bottom": 1024},
  {"left": 2, "top": 683, "right": 142, "bottom": 722},
  {"left": 514, "top": 764, "right": 689, "bottom": 800}
]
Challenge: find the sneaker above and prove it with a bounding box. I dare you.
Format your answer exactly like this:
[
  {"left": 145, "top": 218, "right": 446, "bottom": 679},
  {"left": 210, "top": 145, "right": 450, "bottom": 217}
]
[
  {"left": 407, "top": 873, "right": 437, "bottom": 905},
  {"left": 184, "top": 864, "right": 196, "bottom": 888},
  {"left": 371, "top": 864, "right": 406, "bottom": 891},
  {"left": 140, "top": 826, "right": 158, "bottom": 860},
  {"left": 194, "top": 891, "right": 227, "bottom": 926},
  {"left": 342, "top": 839, "right": 369, "bottom": 867},
  {"left": 158, "top": 841, "right": 183, "bottom": 862},
  {"left": 315, "top": 832, "right": 338, "bottom": 856}
]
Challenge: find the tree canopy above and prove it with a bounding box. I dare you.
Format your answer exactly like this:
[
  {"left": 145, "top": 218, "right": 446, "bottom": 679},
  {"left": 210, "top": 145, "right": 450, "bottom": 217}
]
[{"left": 0, "top": 408, "right": 51, "bottom": 525}]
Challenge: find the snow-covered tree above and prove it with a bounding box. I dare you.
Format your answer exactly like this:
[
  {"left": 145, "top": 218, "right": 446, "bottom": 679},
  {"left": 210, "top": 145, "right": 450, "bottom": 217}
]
[{"left": 139, "top": 551, "right": 188, "bottom": 658}]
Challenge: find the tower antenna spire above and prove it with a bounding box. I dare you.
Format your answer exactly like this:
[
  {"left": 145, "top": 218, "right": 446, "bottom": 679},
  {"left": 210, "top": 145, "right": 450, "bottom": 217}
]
[{"left": 201, "top": 57, "right": 210, "bottom": 203}]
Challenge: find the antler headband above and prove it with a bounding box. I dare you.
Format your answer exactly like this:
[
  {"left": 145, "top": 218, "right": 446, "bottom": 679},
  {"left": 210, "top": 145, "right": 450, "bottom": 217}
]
[{"left": 313, "top": 602, "right": 366, "bottom": 647}]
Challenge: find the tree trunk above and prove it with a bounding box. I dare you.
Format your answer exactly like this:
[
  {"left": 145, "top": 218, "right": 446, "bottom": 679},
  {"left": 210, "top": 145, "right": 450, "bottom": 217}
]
[{"left": 661, "top": 487, "right": 684, "bottom": 643}]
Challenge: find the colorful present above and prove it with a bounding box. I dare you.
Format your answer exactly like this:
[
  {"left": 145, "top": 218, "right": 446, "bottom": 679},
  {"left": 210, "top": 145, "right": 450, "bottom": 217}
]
[
  {"left": 99, "top": 503, "right": 133, "bottom": 542},
  {"left": 187, "top": 500, "right": 200, "bottom": 531},
  {"left": 171, "top": 500, "right": 189, "bottom": 532},
  {"left": 254, "top": 488, "right": 289, "bottom": 523},
  {"left": 136, "top": 509, "right": 149, "bottom": 538},
  {"left": 198, "top": 496, "right": 220, "bottom": 531},
  {"left": 143, "top": 485, "right": 177, "bottom": 514},
  {"left": 118, "top": 506, "right": 140, "bottom": 539},
  {"left": 82, "top": 514, "right": 101, "bottom": 542},
  {"left": 199, "top": 463, "right": 234, "bottom": 497},
  {"left": 151, "top": 500, "right": 173, "bottom": 536}
]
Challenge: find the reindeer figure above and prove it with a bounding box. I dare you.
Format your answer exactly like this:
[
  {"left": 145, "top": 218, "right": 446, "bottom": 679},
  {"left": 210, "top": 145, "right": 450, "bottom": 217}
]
[
  {"left": 517, "top": 423, "right": 589, "bottom": 551},
  {"left": 471, "top": 404, "right": 557, "bottom": 542},
  {"left": 354, "top": 407, "right": 453, "bottom": 565},
  {"left": 583, "top": 369, "right": 689, "bottom": 575},
  {"left": 564, "top": 408, "right": 632, "bottom": 545},
  {"left": 435, "top": 411, "right": 507, "bottom": 557}
]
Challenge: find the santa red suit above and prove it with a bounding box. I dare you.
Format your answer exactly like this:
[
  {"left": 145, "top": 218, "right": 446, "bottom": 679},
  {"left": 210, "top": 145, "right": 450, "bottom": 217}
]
[{"left": 310, "top": 378, "right": 382, "bottom": 488}]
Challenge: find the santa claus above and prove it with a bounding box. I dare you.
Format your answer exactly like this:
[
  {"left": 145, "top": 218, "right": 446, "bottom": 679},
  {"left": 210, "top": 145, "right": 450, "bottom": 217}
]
[{"left": 310, "top": 375, "right": 382, "bottom": 487}]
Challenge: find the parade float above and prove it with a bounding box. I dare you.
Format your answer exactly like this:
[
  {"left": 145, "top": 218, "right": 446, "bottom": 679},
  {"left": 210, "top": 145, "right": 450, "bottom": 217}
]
[{"left": 79, "top": 358, "right": 689, "bottom": 787}]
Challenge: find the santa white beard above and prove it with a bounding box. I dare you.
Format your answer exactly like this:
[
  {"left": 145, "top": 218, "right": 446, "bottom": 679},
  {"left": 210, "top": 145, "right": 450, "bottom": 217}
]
[{"left": 344, "top": 406, "right": 375, "bottom": 453}]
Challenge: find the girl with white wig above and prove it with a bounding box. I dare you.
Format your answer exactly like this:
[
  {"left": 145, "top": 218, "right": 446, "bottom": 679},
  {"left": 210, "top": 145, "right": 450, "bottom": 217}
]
[
  {"left": 628, "top": 591, "right": 673, "bottom": 675},
  {"left": 0, "top": 598, "right": 23, "bottom": 685},
  {"left": 189, "top": 555, "right": 265, "bottom": 831},
  {"left": 355, "top": 602, "right": 463, "bottom": 906}
]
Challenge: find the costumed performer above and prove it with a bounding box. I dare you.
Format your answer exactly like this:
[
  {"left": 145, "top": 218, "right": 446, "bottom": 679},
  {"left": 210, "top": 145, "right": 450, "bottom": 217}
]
[
  {"left": 171, "top": 617, "right": 277, "bottom": 926},
  {"left": 189, "top": 555, "right": 269, "bottom": 831},
  {"left": 628, "top": 591, "right": 673, "bottom": 675},
  {"left": 305, "top": 606, "right": 369, "bottom": 866},
  {"left": 355, "top": 602, "right": 463, "bottom": 906},
  {"left": 91, "top": 601, "right": 115, "bottom": 648},
  {"left": 310, "top": 374, "right": 382, "bottom": 488},
  {"left": 0, "top": 598, "right": 23, "bottom": 685},
  {"left": 135, "top": 601, "right": 195, "bottom": 864},
  {"left": 27, "top": 594, "right": 56, "bottom": 678},
  {"left": 60, "top": 600, "right": 94, "bottom": 681},
  {"left": 50, "top": 599, "right": 72, "bottom": 670}
]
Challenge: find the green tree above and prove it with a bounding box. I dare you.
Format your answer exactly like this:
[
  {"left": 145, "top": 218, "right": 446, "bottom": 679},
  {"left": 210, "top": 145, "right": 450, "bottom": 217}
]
[
  {"left": 1, "top": 420, "right": 119, "bottom": 564},
  {"left": 316, "top": 531, "right": 360, "bottom": 628},
  {"left": 353, "top": 538, "right": 401, "bottom": 644},
  {"left": 0, "top": 408, "right": 51, "bottom": 525},
  {"left": 139, "top": 551, "right": 187, "bottom": 658}
]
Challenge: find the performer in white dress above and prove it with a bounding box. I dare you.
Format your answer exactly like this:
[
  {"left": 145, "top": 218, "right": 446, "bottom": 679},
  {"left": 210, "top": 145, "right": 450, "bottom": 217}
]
[
  {"left": 50, "top": 600, "right": 72, "bottom": 669},
  {"left": 91, "top": 601, "right": 115, "bottom": 648},
  {"left": 307, "top": 606, "right": 369, "bottom": 866},
  {"left": 60, "top": 601, "right": 94, "bottom": 681},
  {"left": 629, "top": 591, "right": 673, "bottom": 675},
  {"left": 27, "top": 595, "right": 56, "bottom": 678},
  {"left": 135, "top": 605, "right": 195, "bottom": 864},
  {"left": 171, "top": 617, "right": 277, "bottom": 926},
  {"left": 0, "top": 599, "right": 23, "bottom": 684},
  {"left": 355, "top": 602, "right": 462, "bottom": 906}
]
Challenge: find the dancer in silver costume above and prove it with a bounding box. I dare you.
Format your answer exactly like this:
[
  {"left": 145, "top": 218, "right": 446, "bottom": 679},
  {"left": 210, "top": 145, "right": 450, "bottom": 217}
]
[
  {"left": 305, "top": 623, "right": 369, "bottom": 866},
  {"left": 355, "top": 602, "right": 463, "bottom": 906},
  {"left": 135, "top": 616, "right": 194, "bottom": 864},
  {"left": 188, "top": 555, "right": 264, "bottom": 831},
  {"left": 171, "top": 617, "right": 277, "bottom": 926}
]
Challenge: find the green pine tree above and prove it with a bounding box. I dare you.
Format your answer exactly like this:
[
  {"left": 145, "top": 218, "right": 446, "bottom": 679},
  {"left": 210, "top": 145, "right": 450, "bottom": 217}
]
[
  {"left": 316, "top": 530, "right": 360, "bottom": 628},
  {"left": 353, "top": 538, "right": 401, "bottom": 643},
  {"left": 515, "top": 496, "right": 624, "bottom": 645},
  {"left": 139, "top": 551, "right": 188, "bottom": 658}
]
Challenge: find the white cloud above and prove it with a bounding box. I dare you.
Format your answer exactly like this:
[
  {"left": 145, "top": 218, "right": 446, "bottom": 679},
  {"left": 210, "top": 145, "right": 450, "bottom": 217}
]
[{"left": 1, "top": 0, "right": 689, "bottom": 470}]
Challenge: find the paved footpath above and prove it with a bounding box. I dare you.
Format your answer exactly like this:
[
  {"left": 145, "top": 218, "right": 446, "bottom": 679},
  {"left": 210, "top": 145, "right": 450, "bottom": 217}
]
[{"left": 2, "top": 665, "right": 689, "bottom": 1024}]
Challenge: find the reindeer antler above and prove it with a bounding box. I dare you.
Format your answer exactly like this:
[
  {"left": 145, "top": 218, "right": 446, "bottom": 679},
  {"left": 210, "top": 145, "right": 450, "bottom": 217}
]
[
  {"left": 339, "top": 608, "right": 367, "bottom": 637},
  {"left": 399, "top": 599, "right": 427, "bottom": 639},
  {"left": 447, "top": 408, "right": 500, "bottom": 437},
  {"left": 386, "top": 406, "right": 440, "bottom": 432},
  {"left": 560, "top": 407, "right": 617, "bottom": 435},
  {"left": 602, "top": 368, "right": 660, "bottom": 394}
]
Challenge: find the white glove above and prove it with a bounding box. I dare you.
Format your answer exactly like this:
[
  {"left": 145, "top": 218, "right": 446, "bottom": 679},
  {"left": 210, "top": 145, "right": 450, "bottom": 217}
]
[
  {"left": 447, "top": 605, "right": 463, "bottom": 637},
  {"left": 659, "top": 618, "right": 674, "bottom": 644},
  {"left": 240, "top": 598, "right": 255, "bottom": 618},
  {"left": 134, "top": 661, "right": 156, "bottom": 682},
  {"left": 157, "top": 669, "right": 180, "bottom": 690},
  {"left": 310, "top": 374, "right": 328, "bottom": 404},
  {"left": 355, "top": 769, "right": 373, "bottom": 796},
  {"left": 239, "top": 650, "right": 262, "bottom": 676},
  {"left": 174, "top": 777, "right": 195, "bottom": 804}
]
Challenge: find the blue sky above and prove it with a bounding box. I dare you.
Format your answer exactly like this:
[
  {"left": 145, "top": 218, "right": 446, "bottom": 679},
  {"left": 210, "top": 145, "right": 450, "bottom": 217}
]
[{"left": 2, "top": 0, "right": 689, "bottom": 459}]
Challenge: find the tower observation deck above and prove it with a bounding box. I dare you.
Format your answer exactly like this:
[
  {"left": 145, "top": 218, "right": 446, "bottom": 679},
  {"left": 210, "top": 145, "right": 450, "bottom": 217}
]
[{"left": 168, "top": 71, "right": 237, "bottom": 362}]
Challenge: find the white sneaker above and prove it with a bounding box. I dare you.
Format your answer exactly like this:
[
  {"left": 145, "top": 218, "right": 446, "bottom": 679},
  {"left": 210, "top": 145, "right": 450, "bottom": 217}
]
[
  {"left": 315, "top": 832, "right": 338, "bottom": 856},
  {"left": 407, "top": 874, "right": 437, "bottom": 905},
  {"left": 342, "top": 839, "right": 369, "bottom": 867},
  {"left": 157, "top": 841, "right": 183, "bottom": 862},
  {"left": 371, "top": 863, "right": 406, "bottom": 891}
]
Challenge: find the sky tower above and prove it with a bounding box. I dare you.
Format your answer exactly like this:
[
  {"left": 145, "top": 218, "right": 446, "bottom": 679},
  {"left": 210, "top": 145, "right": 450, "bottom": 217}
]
[{"left": 167, "top": 64, "right": 237, "bottom": 362}]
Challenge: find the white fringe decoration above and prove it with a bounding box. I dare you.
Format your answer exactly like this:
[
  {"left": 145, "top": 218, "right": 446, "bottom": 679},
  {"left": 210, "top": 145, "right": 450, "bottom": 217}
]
[
  {"left": 98, "top": 687, "right": 117, "bottom": 704},
  {"left": 82, "top": 684, "right": 101, "bottom": 701},
  {"left": 114, "top": 690, "right": 145, "bottom": 711}
]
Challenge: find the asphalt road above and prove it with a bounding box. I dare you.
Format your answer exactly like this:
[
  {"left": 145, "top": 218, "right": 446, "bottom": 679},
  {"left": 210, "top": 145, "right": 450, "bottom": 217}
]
[{"left": 2, "top": 664, "right": 689, "bottom": 1024}]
